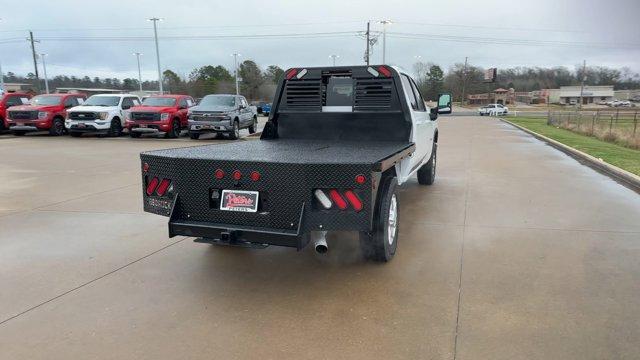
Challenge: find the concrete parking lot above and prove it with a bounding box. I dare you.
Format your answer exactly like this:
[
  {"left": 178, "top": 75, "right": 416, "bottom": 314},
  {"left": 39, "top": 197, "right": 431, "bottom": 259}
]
[{"left": 1, "top": 116, "right": 639, "bottom": 359}]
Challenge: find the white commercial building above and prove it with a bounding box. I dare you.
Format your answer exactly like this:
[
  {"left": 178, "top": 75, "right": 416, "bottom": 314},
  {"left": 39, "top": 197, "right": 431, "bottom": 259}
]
[{"left": 558, "top": 85, "right": 614, "bottom": 105}]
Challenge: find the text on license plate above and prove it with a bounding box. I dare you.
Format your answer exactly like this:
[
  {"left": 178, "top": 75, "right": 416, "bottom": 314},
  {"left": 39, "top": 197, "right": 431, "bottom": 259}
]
[{"left": 220, "top": 190, "right": 259, "bottom": 212}]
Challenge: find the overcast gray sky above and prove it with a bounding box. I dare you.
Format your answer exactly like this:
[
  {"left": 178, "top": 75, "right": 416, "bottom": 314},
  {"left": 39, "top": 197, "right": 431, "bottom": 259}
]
[{"left": 1, "top": 0, "right": 639, "bottom": 81}]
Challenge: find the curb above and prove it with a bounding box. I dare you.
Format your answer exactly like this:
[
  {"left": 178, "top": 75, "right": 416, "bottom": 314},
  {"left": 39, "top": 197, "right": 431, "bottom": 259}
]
[{"left": 500, "top": 118, "right": 640, "bottom": 194}]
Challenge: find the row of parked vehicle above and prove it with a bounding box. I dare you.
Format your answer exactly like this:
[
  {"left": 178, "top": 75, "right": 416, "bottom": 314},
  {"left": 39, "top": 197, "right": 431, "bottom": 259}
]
[{"left": 0, "top": 92, "right": 265, "bottom": 140}]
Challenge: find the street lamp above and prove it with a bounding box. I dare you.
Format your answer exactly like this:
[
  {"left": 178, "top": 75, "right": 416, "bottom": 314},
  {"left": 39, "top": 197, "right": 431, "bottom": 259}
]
[
  {"left": 147, "top": 17, "right": 163, "bottom": 94},
  {"left": 40, "top": 53, "right": 49, "bottom": 94},
  {"left": 379, "top": 19, "right": 392, "bottom": 64},
  {"left": 232, "top": 53, "right": 241, "bottom": 96},
  {"left": 329, "top": 54, "right": 340, "bottom": 66},
  {"left": 133, "top": 52, "right": 143, "bottom": 92},
  {"left": 0, "top": 18, "right": 4, "bottom": 94}
]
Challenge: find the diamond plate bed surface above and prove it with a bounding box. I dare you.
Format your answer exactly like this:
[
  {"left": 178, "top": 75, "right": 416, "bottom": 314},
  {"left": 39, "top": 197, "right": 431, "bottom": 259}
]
[{"left": 142, "top": 139, "right": 413, "bottom": 165}]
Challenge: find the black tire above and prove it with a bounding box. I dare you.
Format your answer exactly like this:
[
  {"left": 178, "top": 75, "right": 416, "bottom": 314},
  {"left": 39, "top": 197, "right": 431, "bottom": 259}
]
[
  {"left": 166, "top": 119, "right": 180, "bottom": 139},
  {"left": 129, "top": 131, "right": 142, "bottom": 138},
  {"left": 0, "top": 117, "right": 5, "bottom": 131},
  {"left": 189, "top": 132, "right": 200, "bottom": 140},
  {"left": 108, "top": 118, "right": 122, "bottom": 137},
  {"left": 69, "top": 132, "right": 82, "bottom": 137},
  {"left": 417, "top": 143, "right": 437, "bottom": 185},
  {"left": 13, "top": 131, "right": 26, "bottom": 136},
  {"left": 49, "top": 117, "right": 65, "bottom": 136},
  {"left": 228, "top": 120, "right": 240, "bottom": 140},
  {"left": 248, "top": 116, "right": 257, "bottom": 134},
  {"left": 359, "top": 176, "right": 399, "bottom": 262}
]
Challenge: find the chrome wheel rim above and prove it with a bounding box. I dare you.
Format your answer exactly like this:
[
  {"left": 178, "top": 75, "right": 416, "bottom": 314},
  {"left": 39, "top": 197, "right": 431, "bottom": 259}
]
[
  {"left": 432, "top": 147, "right": 437, "bottom": 177},
  {"left": 388, "top": 194, "right": 397, "bottom": 246},
  {"left": 234, "top": 123, "right": 239, "bottom": 138}
]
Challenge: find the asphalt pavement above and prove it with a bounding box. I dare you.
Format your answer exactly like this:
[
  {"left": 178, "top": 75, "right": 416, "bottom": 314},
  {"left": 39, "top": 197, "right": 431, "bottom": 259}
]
[{"left": 1, "top": 115, "right": 639, "bottom": 359}]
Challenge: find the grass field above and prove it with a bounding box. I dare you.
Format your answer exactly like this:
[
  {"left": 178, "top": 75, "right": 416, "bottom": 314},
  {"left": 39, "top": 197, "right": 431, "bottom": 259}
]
[{"left": 506, "top": 117, "right": 640, "bottom": 176}]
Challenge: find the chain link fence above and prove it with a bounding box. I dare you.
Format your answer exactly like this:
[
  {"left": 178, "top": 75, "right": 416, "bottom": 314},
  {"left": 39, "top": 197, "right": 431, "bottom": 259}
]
[{"left": 547, "top": 109, "right": 639, "bottom": 149}]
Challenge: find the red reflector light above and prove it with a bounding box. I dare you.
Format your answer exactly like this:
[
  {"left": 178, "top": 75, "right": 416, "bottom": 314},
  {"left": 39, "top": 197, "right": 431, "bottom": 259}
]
[
  {"left": 355, "top": 174, "right": 366, "bottom": 184},
  {"left": 143, "top": 163, "right": 150, "bottom": 173},
  {"left": 156, "top": 179, "right": 171, "bottom": 196},
  {"left": 378, "top": 66, "right": 392, "bottom": 77},
  {"left": 344, "top": 190, "right": 363, "bottom": 212},
  {"left": 232, "top": 170, "right": 242, "bottom": 180},
  {"left": 250, "top": 171, "right": 261, "bottom": 181},
  {"left": 285, "top": 68, "right": 298, "bottom": 80},
  {"left": 146, "top": 177, "right": 159, "bottom": 196},
  {"left": 329, "top": 189, "right": 348, "bottom": 210},
  {"left": 214, "top": 169, "right": 225, "bottom": 179}
]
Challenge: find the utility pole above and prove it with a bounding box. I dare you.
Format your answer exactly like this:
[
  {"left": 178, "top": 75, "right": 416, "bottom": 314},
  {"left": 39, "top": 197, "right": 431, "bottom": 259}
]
[
  {"left": 40, "top": 54, "right": 49, "bottom": 94},
  {"left": 28, "top": 31, "right": 40, "bottom": 93},
  {"left": 579, "top": 60, "right": 586, "bottom": 109},
  {"left": 379, "top": 20, "right": 392, "bottom": 64},
  {"left": 133, "top": 52, "right": 143, "bottom": 92},
  {"left": 148, "top": 18, "right": 163, "bottom": 94},
  {"left": 329, "top": 54, "right": 339, "bottom": 66},
  {"left": 365, "top": 21, "right": 370, "bottom": 65},
  {"left": 232, "top": 53, "right": 241, "bottom": 96},
  {"left": 460, "top": 56, "right": 468, "bottom": 106}
]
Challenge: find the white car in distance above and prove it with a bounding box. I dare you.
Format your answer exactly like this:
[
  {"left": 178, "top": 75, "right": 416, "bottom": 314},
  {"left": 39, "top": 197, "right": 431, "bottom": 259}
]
[
  {"left": 66, "top": 94, "right": 141, "bottom": 137},
  {"left": 478, "top": 103, "right": 508, "bottom": 116}
]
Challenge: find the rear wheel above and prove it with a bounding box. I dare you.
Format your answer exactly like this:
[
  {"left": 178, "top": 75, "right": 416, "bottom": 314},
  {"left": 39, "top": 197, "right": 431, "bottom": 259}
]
[
  {"left": 189, "top": 132, "right": 200, "bottom": 140},
  {"left": 0, "top": 117, "right": 5, "bottom": 131},
  {"left": 360, "top": 176, "right": 399, "bottom": 262},
  {"left": 248, "top": 116, "right": 257, "bottom": 134},
  {"left": 108, "top": 119, "right": 122, "bottom": 137},
  {"left": 49, "top": 117, "right": 65, "bottom": 136},
  {"left": 228, "top": 120, "right": 240, "bottom": 140},
  {"left": 417, "top": 143, "right": 437, "bottom": 185},
  {"left": 13, "top": 131, "right": 26, "bottom": 136}
]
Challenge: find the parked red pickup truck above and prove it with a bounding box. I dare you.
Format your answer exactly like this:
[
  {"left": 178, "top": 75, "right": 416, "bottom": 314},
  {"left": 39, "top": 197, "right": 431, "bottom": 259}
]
[
  {"left": 125, "top": 95, "right": 194, "bottom": 138},
  {"left": 6, "top": 93, "right": 86, "bottom": 136},
  {"left": 1, "top": 93, "right": 32, "bottom": 131}
]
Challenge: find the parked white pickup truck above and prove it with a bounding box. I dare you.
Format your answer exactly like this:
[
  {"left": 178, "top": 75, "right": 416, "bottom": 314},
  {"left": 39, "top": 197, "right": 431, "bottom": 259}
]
[
  {"left": 66, "top": 94, "right": 141, "bottom": 137},
  {"left": 478, "top": 103, "right": 508, "bottom": 116},
  {"left": 140, "top": 65, "right": 450, "bottom": 262}
]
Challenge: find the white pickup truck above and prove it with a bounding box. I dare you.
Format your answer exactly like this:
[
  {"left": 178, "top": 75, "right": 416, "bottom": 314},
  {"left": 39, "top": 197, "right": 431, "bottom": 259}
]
[
  {"left": 66, "top": 94, "right": 141, "bottom": 137},
  {"left": 478, "top": 103, "right": 508, "bottom": 116},
  {"left": 140, "top": 65, "right": 449, "bottom": 262}
]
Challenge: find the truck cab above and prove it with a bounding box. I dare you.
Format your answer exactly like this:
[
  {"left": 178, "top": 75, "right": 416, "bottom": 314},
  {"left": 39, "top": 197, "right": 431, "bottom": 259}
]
[
  {"left": 7, "top": 93, "right": 86, "bottom": 136},
  {"left": 187, "top": 94, "right": 258, "bottom": 140},
  {"left": 0, "top": 93, "right": 32, "bottom": 131},
  {"left": 139, "top": 65, "right": 444, "bottom": 262},
  {"left": 125, "top": 95, "right": 195, "bottom": 138},
  {"left": 66, "top": 94, "right": 141, "bottom": 137}
]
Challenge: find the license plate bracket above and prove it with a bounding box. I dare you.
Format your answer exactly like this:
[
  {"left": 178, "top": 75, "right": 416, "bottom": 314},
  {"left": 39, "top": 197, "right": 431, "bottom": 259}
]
[{"left": 220, "top": 190, "right": 259, "bottom": 213}]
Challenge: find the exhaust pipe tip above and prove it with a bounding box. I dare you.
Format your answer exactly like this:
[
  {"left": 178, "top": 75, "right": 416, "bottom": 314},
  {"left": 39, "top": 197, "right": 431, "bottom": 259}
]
[
  {"left": 312, "top": 231, "right": 328, "bottom": 254},
  {"left": 315, "top": 243, "right": 328, "bottom": 254}
]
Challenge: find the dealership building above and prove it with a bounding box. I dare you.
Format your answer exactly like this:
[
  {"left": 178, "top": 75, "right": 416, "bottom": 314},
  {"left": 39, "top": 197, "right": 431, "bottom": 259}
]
[{"left": 557, "top": 85, "right": 614, "bottom": 105}]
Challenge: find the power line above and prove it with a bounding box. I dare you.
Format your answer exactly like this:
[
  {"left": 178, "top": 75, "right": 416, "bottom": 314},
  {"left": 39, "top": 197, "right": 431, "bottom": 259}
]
[{"left": 394, "top": 20, "right": 587, "bottom": 34}]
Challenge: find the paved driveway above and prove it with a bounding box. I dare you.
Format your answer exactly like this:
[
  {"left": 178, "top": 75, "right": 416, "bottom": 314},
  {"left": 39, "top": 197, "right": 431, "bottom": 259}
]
[{"left": 0, "top": 116, "right": 638, "bottom": 359}]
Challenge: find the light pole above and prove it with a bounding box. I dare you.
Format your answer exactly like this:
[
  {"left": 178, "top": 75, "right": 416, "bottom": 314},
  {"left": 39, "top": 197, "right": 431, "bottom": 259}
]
[
  {"left": 379, "top": 19, "right": 392, "bottom": 64},
  {"left": 329, "top": 54, "right": 339, "bottom": 66},
  {"left": 40, "top": 53, "right": 49, "bottom": 94},
  {"left": 148, "top": 17, "right": 163, "bottom": 94},
  {"left": 232, "top": 53, "right": 241, "bottom": 96},
  {"left": 133, "top": 52, "right": 143, "bottom": 92}
]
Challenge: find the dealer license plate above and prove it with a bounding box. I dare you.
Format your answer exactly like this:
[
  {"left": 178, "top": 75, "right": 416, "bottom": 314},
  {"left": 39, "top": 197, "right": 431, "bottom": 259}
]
[{"left": 220, "top": 190, "right": 259, "bottom": 213}]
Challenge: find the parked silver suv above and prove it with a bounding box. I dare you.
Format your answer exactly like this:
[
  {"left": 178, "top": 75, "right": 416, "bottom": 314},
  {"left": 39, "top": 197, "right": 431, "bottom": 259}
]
[{"left": 187, "top": 94, "right": 258, "bottom": 140}]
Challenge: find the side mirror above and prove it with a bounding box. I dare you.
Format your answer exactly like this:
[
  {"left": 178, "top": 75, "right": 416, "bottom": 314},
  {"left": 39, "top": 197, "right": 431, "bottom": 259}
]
[
  {"left": 437, "top": 93, "right": 452, "bottom": 114},
  {"left": 429, "top": 107, "right": 438, "bottom": 121}
]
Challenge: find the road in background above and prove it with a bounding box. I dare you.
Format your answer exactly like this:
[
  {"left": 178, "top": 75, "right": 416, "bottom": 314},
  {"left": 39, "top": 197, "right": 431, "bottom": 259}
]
[{"left": 0, "top": 116, "right": 639, "bottom": 359}]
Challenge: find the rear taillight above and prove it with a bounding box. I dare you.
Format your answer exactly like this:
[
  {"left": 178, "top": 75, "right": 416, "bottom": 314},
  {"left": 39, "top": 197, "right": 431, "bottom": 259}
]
[
  {"left": 355, "top": 174, "right": 366, "bottom": 184},
  {"left": 214, "top": 169, "right": 225, "bottom": 179},
  {"left": 156, "top": 179, "right": 171, "bottom": 196},
  {"left": 343, "top": 190, "right": 362, "bottom": 212},
  {"left": 232, "top": 170, "right": 242, "bottom": 180},
  {"left": 328, "top": 189, "right": 348, "bottom": 210},
  {"left": 250, "top": 171, "right": 261, "bottom": 181},
  {"left": 146, "top": 177, "right": 159, "bottom": 196}
]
